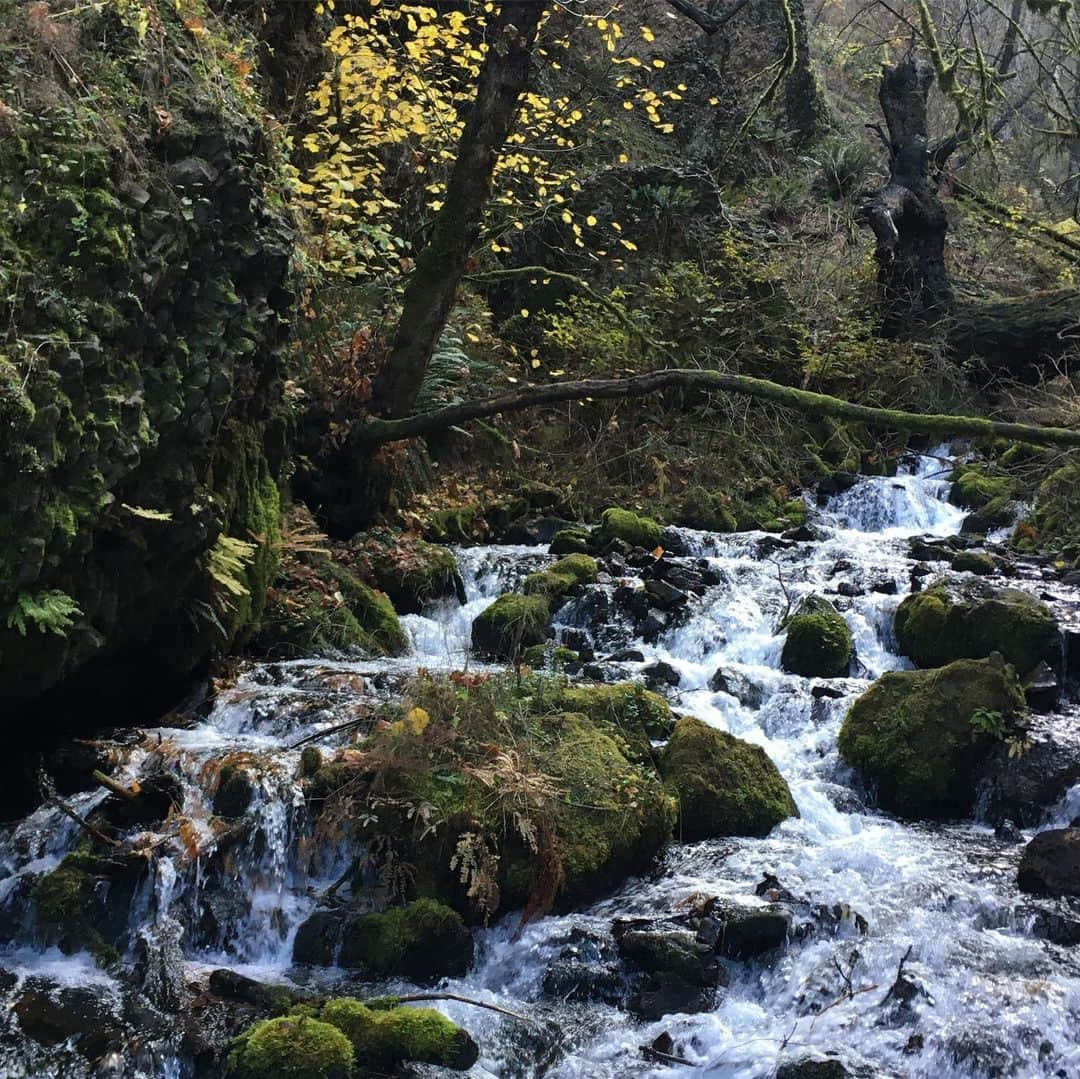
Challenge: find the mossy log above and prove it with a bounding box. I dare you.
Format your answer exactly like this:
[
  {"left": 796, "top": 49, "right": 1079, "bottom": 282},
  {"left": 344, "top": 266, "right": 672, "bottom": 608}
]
[{"left": 351, "top": 368, "right": 1080, "bottom": 449}]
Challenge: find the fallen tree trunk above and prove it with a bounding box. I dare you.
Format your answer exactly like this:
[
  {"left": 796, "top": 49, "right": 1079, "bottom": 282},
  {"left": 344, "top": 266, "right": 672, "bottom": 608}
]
[{"left": 350, "top": 368, "right": 1080, "bottom": 448}]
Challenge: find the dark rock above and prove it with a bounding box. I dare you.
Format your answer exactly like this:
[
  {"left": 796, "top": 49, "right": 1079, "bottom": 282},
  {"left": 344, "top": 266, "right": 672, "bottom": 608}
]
[
  {"left": 1018, "top": 828, "right": 1080, "bottom": 897},
  {"left": 292, "top": 910, "right": 342, "bottom": 966},
  {"left": 816, "top": 473, "right": 858, "bottom": 502},
  {"left": 782, "top": 524, "right": 821, "bottom": 543},
  {"left": 1024, "top": 661, "right": 1061, "bottom": 712},
  {"left": 213, "top": 764, "right": 256, "bottom": 818},
  {"left": 641, "top": 608, "right": 668, "bottom": 640},
  {"left": 616, "top": 928, "right": 726, "bottom": 987},
  {"left": 811, "top": 684, "right": 846, "bottom": 700},
  {"left": 99, "top": 770, "right": 184, "bottom": 829},
  {"left": 994, "top": 820, "right": 1023, "bottom": 843},
  {"left": 644, "top": 579, "right": 687, "bottom": 610},
  {"left": 660, "top": 527, "right": 691, "bottom": 556},
  {"left": 836, "top": 581, "right": 864, "bottom": 598},
  {"left": 870, "top": 577, "right": 898, "bottom": 595},
  {"left": 209, "top": 968, "right": 295, "bottom": 1009},
  {"left": 696, "top": 897, "right": 790, "bottom": 959},
  {"left": 14, "top": 981, "right": 123, "bottom": 1058},
  {"left": 708, "top": 668, "right": 765, "bottom": 709},
  {"left": 605, "top": 648, "right": 646, "bottom": 663},
  {"left": 134, "top": 916, "right": 185, "bottom": 1011},
  {"left": 629, "top": 971, "right": 716, "bottom": 1019},
  {"left": 541, "top": 929, "right": 623, "bottom": 1005},
  {"left": 643, "top": 661, "right": 680, "bottom": 689},
  {"left": 775, "top": 1057, "right": 852, "bottom": 1079},
  {"left": 757, "top": 536, "right": 797, "bottom": 557}
]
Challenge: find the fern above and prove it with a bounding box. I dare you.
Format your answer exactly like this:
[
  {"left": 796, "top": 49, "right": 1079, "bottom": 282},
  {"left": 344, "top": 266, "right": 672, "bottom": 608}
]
[
  {"left": 414, "top": 332, "right": 498, "bottom": 414},
  {"left": 206, "top": 534, "right": 256, "bottom": 614},
  {"left": 5, "top": 589, "right": 81, "bottom": 637}
]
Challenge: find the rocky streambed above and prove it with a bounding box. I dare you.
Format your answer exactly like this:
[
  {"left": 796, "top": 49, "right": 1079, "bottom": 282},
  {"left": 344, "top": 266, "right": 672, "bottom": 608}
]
[{"left": 2, "top": 448, "right": 1080, "bottom": 1078}]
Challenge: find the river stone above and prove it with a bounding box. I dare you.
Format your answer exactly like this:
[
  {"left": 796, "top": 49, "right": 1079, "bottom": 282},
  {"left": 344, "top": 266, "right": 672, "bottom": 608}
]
[
  {"left": 14, "top": 981, "right": 123, "bottom": 1058},
  {"left": 780, "top": 595, "right": 853, "bottom": 678},
  {"left": 708, "top": 667, "right": 765, "bottom": 709},
  {"left": 696, "top": 897, "right": 791, "bottom": 959},
  {"left": 775, "top": 1058, "right": 853, "bottom": 1079},
  {"left": 838, "top": 656, "right": 1027, "bottom": 820},
  {"left": 660, "top": 716, "right": 798, "bottom": 839},
  {"left": 293, "top": 910, "right": 343, "bottom": 966},
  {"left": 1018, "top": 829, "right": 1080, "bottom": 896},
  {"left": 629, "top": 970, "right": 717, "bottom": 1019},
  {"left": 616, "top": 928, "right": 726, "bottom": 987},
  {"left": 100, "top": 770, "right": 184, "bottom": 828}
]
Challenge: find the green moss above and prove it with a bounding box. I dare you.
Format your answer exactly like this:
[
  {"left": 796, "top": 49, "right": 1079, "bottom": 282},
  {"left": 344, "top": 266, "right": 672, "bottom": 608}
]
[
  {"left": 781, "top": 595, "right": 852, "bottom": 677},
  {"left": 1030, "top": 458, "right": 1080, "bottom": 559},
  {"left": 339, "top": 899, "right": 472, "bottom": 978},
  {"left": 837, "top": 657, "right": 1026, "bottom": 819},
  {"left": 949, "top": 465, "right": 1015, "bottom": 510},
  {"left": 553, "top": 682, "right": 673, "bottom": 761},
  {"left": 320, "top": 999, "right": 478, "bottom": 1071},
  {"left": 598, "top": 507, "right": 662, "bottom": 549},
  {"left": 228, "top": 1016, "right": 354, "bottom": 1079},
  {"left": 423, "top": 507, "right": 479, "bottom": 544},
  {"left": 894, "top": 583, "right": 1057, "bottom": 675},
  {"left": 659, "top": 716, "right": 798, "bottom": 840},
  {"left": 471, "top": 592, "right": 551, "bottom": 659},
  {"left": 522, "top": 643, "right": 579, "bottom": 670},
  {"left": 365, "top": 535, "right": 461, "bottom": 614},
  {"left": 673, "top": 486, "right": 737, "bottom": 533},
  {"left": 550, "top": 528, "right": 592, "bottom": 555},
  {"left": 952, "top": 551, "right": 995, "bottom": 575},
  {"left": 523, "top": 554, "right": 598, "bottom": 600}
]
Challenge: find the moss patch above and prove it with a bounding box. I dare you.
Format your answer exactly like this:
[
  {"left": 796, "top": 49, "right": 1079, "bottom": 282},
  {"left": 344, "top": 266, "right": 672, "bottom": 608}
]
[
  {"left": 523, "top": 554, "right": 598, "bottom": 600},
  {"left": 552, "top": 682, "right": 674, "bottom": 762},
  {"left": 894, "top": 581, "right": 1057, "bottom": 675},
  {"left": 838, "top": 657, "right": 1026, "bottom": 819},
  {"left": 598, "top": 508, "right": 662, "bottom": 549},
  {"left": 471, "top": 592, "right": 551, "bottom": 660},
  {"left": 659, "top": 716, "right": 798, "bottom": 839},
  {"left": 781, "top": 595, "right": 852, "bottom": 677},
  {"left": 228, "top": 1016, "right": 354, "bottom": 1079},
  {"left": 339, "top": 899, "right": 472, "bottom": 979}
]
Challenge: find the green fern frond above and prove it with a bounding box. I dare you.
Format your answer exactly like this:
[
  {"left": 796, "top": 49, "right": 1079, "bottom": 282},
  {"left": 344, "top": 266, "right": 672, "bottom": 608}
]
[{"left": 5, "top": 590, "right": 82, "bottom": 637}]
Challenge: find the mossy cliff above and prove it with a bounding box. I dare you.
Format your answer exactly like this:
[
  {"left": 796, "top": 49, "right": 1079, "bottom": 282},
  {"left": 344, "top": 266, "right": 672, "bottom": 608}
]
[{"left": 0, "top": 0, "right": 293, "bottom": 720}]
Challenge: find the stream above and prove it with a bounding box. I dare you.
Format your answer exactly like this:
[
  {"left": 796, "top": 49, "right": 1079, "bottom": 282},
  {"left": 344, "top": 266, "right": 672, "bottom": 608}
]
[{"left": 2, "top": 447, "right": 1080, "bottom": 1078}]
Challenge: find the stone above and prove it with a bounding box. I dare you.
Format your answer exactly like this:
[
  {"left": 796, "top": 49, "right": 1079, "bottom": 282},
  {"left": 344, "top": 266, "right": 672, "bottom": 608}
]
[
  {"left": 696, "top": 897, "right": 791, "bottom": 959},
  {"left": 1018, "top": 828, "right": 1080, "bottom": 897},
  {"left": 643, "top": 660, "right": 681, "bottom": 689},
  {"left": 708, "top": 667, "right": 765, "bottom": 709},
  {"left": 616, "top": 927, "right": 726, "bottom": 987},
  {"left": 781, "top": 595, "right": 853, "bottom": 678}
]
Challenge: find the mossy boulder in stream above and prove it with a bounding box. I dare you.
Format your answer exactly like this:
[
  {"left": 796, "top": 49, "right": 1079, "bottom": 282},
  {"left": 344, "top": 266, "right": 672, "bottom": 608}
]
[
  {"left": 0, "top": 0, "right": 294, "bottom": 719},
  {"left": 659, "top": 716, "right": 798, "bottom": 839},
  {"left": 471, "top": 593, "right": 551, "bottom": 659},
  {"left": 320, "top": 999, "right": 479, "bottom": 1071},
  {"left": 894, "top": 581, "right": 1058, "bottom": 675},
  {"left": 598, "top": 508, "right": 663, "bottom": 550},
  {"left": 227, "top": 1015, "right": 354, "bottom": 1079},
  {"left": 552, "top": 682, "right": 674, "bottom": 762},
  {"left": 781, "top": 595, "right": 853, "bottom": 678},
  {"left": 346, "top": 530, "right": 465, "bottom": 615},
  {"left": 339, "top": 899, "right": 473, "bottom": 979},
  {"left": 838, "top": 657, "right": 1026, "bottom": 819},
  {"left": 523, "top": 554, "right": 598, "bottom": 600}
]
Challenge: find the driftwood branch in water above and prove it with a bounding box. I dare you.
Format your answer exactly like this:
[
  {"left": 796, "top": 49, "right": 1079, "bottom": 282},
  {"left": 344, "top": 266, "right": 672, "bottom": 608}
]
[{"left": 350, "top": 368, "right": 1080, "bottom": 449}]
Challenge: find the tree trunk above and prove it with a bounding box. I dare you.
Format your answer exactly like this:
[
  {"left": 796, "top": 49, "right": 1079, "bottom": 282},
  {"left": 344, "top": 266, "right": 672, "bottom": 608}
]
[
  {"left": 858, "top": 56, "right": 952, "bottom": 337},
  {"left": 372, "top": 1, "right": 547, "bottom": 419}
]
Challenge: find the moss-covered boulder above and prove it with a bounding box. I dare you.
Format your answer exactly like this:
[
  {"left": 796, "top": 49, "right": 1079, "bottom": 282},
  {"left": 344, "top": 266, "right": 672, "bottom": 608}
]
[
  {"left": 523, "top": 554, "right": 598, "bottom": 601},
  {"left": 228, "top": 1016, "right": 354, "bottom": 1079},
  {"left": 673, "top": 486, "right": 738, "bottom": 533},
  {"left": 1028, "top": 458, "right": 1080, "bottom": 559},
  {"left": 838, "top": 657, "right": 1026, "bottom": 819},
  {"left": 598, "top": 508, "right": 663, "bottom": 549},
  {"left": 659, "top": 717, "right": 798, "bottom": 839},
  {"left": 256, "top": 553, "right": 408, "bottom": 659},
  {"left": 550, "top": 527, "right": 592, "bottom": 555},
  {"left": 949, "top": 465, "right": 1015, "bottom": 511},
  {"left": 780, "top": 595, "right": 853, "bottom": 678},
  {"left": 733, "top": 479, "right": 808, "bottom": 533},
  {"left": 0, "top": 0, "right": 294, "bottom": 718},
  {"left": 339, "top": 899, "right": 473, "bottom": 980},
  {"left": 320, "top": 999, "right": 478, "bottom": 1071},
  {"left": 470, "top": 593, "right": 551, "bottom": 660},
  {"left": 348, "top": 530, "right": 464, "bottom": 615},
  {"left": 552, "top": 682, "right": 674, "bottom": 762},
  {"left": 952, "top": 551, "right": 995, "bottom": 575},
  {"left": 894, "top": 581, "right": 1058, "bottom": 675}
]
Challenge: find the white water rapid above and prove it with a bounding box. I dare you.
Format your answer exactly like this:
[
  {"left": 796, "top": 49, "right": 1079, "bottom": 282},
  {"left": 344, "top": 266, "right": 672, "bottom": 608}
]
[{"left": 2, "top": 447, "right": 1079, "bottom": 1078}]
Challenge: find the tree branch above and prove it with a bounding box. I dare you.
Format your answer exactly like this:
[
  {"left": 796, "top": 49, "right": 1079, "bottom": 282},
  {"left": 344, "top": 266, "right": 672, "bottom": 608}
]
[{"left": 350, "top": 368, "right": 1080, "bottom": 448}]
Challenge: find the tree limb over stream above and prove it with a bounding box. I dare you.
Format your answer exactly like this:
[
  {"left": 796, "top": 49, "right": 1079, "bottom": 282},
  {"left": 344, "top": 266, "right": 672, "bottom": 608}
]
[{"left": 350, "top": 368, "right": 1080, "bottom": 449}]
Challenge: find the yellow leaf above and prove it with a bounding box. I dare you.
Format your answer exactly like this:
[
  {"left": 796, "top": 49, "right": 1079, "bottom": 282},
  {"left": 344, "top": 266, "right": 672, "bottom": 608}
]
[
  {"left": 520, "top": 308, "right": 530, "bottom": 317},
  {"left": 586, "top": 214, "right": 597, "bottom": 226},
  {"left": 652, "top": 59, "right": 665, "bottom": 68},
  {"left": 530, "top": 358, "right": 541, "bottom": 369}
]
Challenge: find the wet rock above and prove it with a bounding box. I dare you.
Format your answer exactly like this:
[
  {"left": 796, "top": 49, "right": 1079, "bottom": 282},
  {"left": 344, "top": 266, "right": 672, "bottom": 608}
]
[
  {"left": 894, "top": 579, "right": 1060, "bottom": 676},
  {"left": 643, "top": 661, "right": 681, "bottom": 689},
  {"left": 781, "top": 595, "right": 853, "bottom": 678},
  {"left": 1024, "top": 660, "right": 1061, "bottom": 712},
  {"left": 775, "top": 1057, "right": 853, "bottom": 1079},
  {"left": 100, "top": 769, "right": 184, "bottom": 828},
  {"left": 757, "top": 536, "right": 797, "bottom": 557},
  {"left": 644, "top": 578, "right": 687, "bottom": 610},
  {"left": 995, "top": 820, "right": 1023, "bottom": 843},
  {"left": 909, "top": 538, "right": 953, "bottom": 563},
  {"left": 616, "top": 927, "right": 726, "bottom": 987},
  {"left": 503, "top": 516, "right": 577, "bottom": 546},
  {"left": 870, "top": 577, "right": 898, "bottom": 595},
  {"left": 816, "top": 472, "right": 858, "bottom": 502},
  {"left": 696, "top": 897, "right": 791, "bottom": 959},
  {"left": 836, "top": 581, "right": 864, "bottom": 598},
  {"left": 471, "top": 593, "right": 551, "bottom": 660},
  {"left": 135, "top": 916, "right": 185, "bottom": 1011},
  {"left": 541, "top": 928, "right": 624, "bottom": 1005},
  {"left": 1026, "top": 904, "right": 1080, "bottom": 945},
  {"left": 605, "top": 647, "right": 646, "bottom": 663},
  {"left": 213, "top": 763, "right": 256, "bottom": 818},
  {"left": 708, "top": 667, "right": 765, "bottom": 709},
  {"left": 641, "top": 608, "right": 669, "bottom": 641},
  {"left": 811, "top": 684, "right": 846, "bottom": 700},
  {"left": 839, "top": 657, "right": 1027, "bottom": 819},
  {"left": 660, "top": 716, "right": 798, "bottom": 839},
  {"left": 550, "top": 527, "right": 593, "bottom": 556},
  {"left": 953, "top": 550, "right": 996, "bottom": 575},
  {"left": 292, "top": 910, "right": 343, "bottom": 966},
  {"left": 209, "top": 968, "right": 297, "bottom": 1009},
  {"left": 1018, "top": 828, "right": 1080, "bottom": 897},
  {"left": 14, "top": 981, "right": 123, "bottom": 1057},
  {"left": 339, "top": 899, "right": 473, "bottom": 981},
  {"left": 629, "top": 970, "right": 716, "bottom": 1019}
]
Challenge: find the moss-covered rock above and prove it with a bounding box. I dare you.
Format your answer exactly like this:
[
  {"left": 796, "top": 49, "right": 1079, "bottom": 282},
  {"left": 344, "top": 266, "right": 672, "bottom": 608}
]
[
  {"left": 470, "top": 593, "right": 551, "bottom": 660},
  {"left": 552, "top": 682, "right": 674, "bottom": 762},
  {"left": 550, "top": 527, "right": 592, "bottom": 555},
  {"left": 1028, "top": 458, "right": 1080, "bottom": 560},
  {"left": 659, "top": 716, "right": 798, "bottom": 839},
  {"left": 952, "top": 550, "right": 995, "bottom": 575},
  {"left": 949, "top": 465, "right": 1015, "bottom": 510},
  {"left": 348, "top": 530, "right": 464, "bottom": 615},
  {"left": 0, "top": 0, "right": 295, "bottom": 716},
  {"left": 837, "top": 657, "right": 1026, "bottom": 819},
  {"left": 673, "top": 486, "right": 738, "bottom": 533},
  {"left": 522, "top": 643, "right": 580, "bottom": 671},
  {"left": 320, "top": 999, "right": 478, "bottom": 1071},
  {"left": 339, "top": 899, "right": 472, "bottom": 980},
  {"left": 780, "top": 595, "right": 853, "bottom": 677},
  {"left": 733, "top": 479, "right": 808, "bottom": 533},
  {"left": 598, "top": 508, "right": 663, "bottom": 549},
  {"left": 894, "top": 581, "right": 1057, "bottom": 675},
  {"left": 255, "top": 552, "right": 408, "bottom": 659},
  {"left": 523, "top": 554, "right": 598, "bottom": 600},
  {"left": 228, "top": 1015, "right": 354, "bottom": 1079}
]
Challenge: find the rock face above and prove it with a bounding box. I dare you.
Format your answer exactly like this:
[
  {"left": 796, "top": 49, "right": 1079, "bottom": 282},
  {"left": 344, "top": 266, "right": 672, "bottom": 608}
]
[
  {"left": 838, "top": 657, "right": 1026, "bottom": 819},
  {"left": 659, "top": 716, "right": 798, "bottom": 839},
  {"left": 1017, "top": 829, "right": 1080, "bottom": 897},
  {"left": 0, "top": 0, "right": 293, "bottom": 724},
  {"left": 781, "top": 595, "right": 853, "bottom": 678},
  {"left": 894, "top": 580, "right": 1059, "bottom": 675}
]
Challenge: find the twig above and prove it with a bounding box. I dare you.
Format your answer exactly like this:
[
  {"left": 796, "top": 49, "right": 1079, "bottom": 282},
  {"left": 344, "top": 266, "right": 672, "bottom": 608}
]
[
  {"left": 640, "top": 1044, "right": 695, "bottom": 1067},
  {"left": 288, "top": 716, "right": 371, "bottom": 750},
  {"left": 46, "top": 794, "right": 123, "bottom": 850},
  {"left": 391, "top": 992, "right": 532, "bottom": 1024},
  {"left": 93, "top": 769, "right": 139, "bottom": 800}
]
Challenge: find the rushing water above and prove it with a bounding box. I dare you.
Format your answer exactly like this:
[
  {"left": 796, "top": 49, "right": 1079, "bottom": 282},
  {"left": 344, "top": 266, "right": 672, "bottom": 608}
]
[{"left": 2, "top": 448, "right": 1079, "bottom": 1078}]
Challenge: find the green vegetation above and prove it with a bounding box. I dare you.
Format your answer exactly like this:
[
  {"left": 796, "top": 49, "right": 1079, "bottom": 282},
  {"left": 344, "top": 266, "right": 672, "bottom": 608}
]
[
  {"left": 781, "top": 595, "right": 853, "bottom": 677},
  {"left": 838, "top": 657, "right": 1026, "bottom": 819},
  {"left": 339, "top": 899, "right": 473, "bottom": 978},
  {"left": 471, "top": 593, "right": 552, "bottom": 659},
  {"left": 227, "top": 1015, "right": 354, "bottom": 1079},
  {"left": 598, "top": 508, "right": 663, "bottom": 550},
  {"left": 523, "top": 554, "right": 598, "bottom": 599},
  {"left": 659, "top": 716, "right": 798, "bottom": 839}
]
